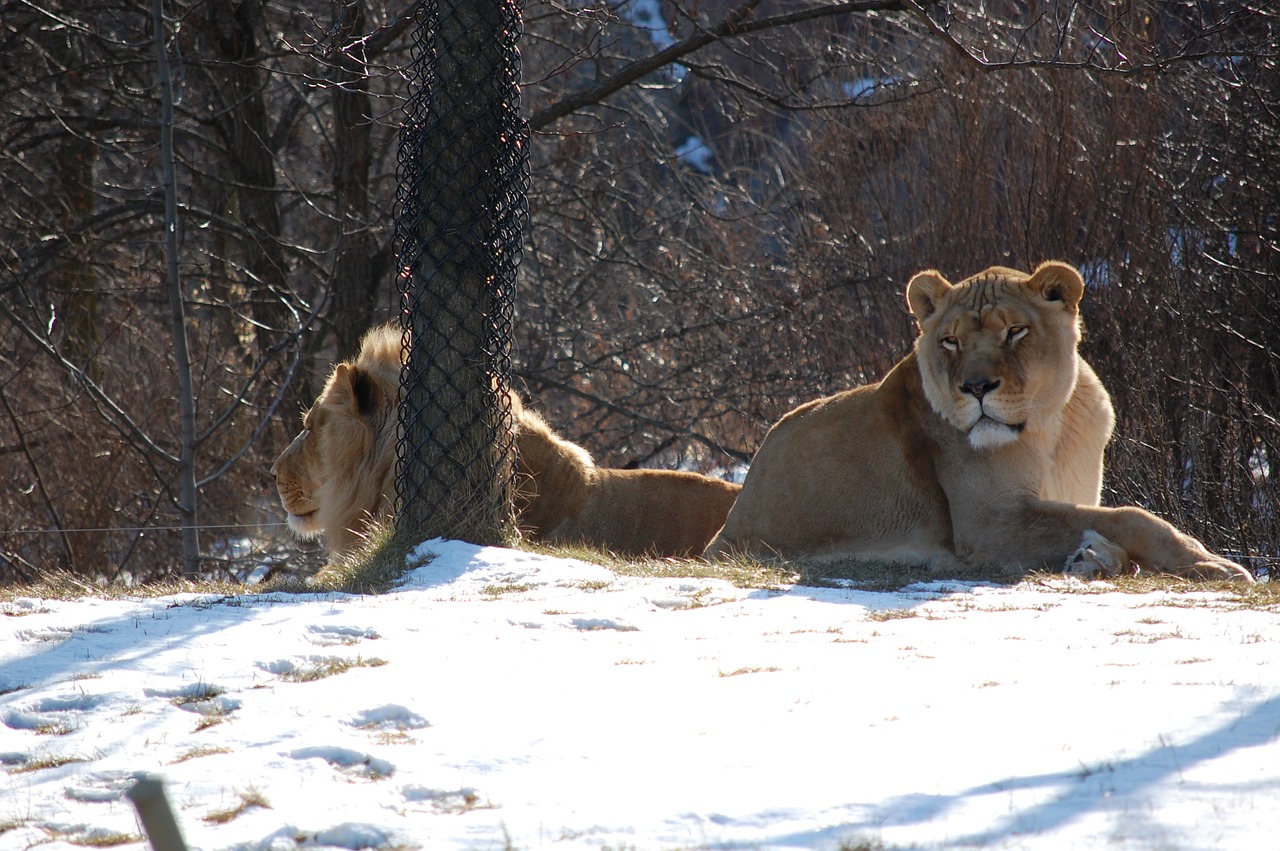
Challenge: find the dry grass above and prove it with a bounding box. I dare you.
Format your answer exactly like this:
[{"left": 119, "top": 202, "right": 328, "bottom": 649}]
[
  {"left": 718, "top": 666, "right": 782, "bottom": 677},
  {"left": 168, "top": 682, "right": 225, "bottom": 708},
  {"left": 3, "top": 528, "right": 1272, "bottom": 616},
  {"left": 305, "top": 522, "right": 405, "bottom": 594},
  {"left": 867, "top": 608, "right": 919, "bottom": 622},
  {"left": 0, "top": 568, "right": 250, "bottom": 604},
  {"left": 7, "top": 752, "right": 89, "bottom": 774},
  {"left": 170, "top": 745, "right": 232, "bottom": 764},
  {"left": 203, "top": 787, "right": 271, "bottom": 825},
  {"left": 482, "top": 582, "right": 538, "bottom": 597},
  {"left": 39, "top": 826, "right": 142, "bottom": 847},
  {"left": 527, "top": 542, "right": 799, "bottom": 590},
  {"left": 193, "top": 712, "right": 231, "bottom": 732},
  {"left": 1026, "top": 571, "right": 1280, "bottom": 610},
  {"left": 279, "top": 656, "right": 388, "bottom": 683}
]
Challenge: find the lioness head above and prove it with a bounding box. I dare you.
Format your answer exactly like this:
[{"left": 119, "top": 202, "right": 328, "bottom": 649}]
[
  {"left": 907, "top": 262, "right": 1086, "bottom": 450},
  {"left": 270, "top": 326, "right": 402, "bottom": 557}
]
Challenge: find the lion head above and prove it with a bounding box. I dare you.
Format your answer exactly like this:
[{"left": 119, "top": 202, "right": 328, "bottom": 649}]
[
  {"left": 907, "top": 261, "right": 1086, "bottom": 450},
  {"left": 270, "top": 326, "right": 402, "bottom": 559}
]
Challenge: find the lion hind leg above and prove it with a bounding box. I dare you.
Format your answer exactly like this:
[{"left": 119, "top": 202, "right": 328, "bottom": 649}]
[{"left": 1064, "top": 530, "right": 1130, "bottom": 579}]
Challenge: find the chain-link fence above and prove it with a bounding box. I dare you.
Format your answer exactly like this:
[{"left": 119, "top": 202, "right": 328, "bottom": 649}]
[{"left": 394, "top": 0, "right": 529, "bottom": 546}]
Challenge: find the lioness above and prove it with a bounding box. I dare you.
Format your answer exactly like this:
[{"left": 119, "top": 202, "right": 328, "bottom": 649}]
[
  {"left": 705, "top": 262, "right": 1252, "bottom": 581},
  {"left": 271, "top": 325, "right": 741, "bottom": 561},
  {"left": 511, "top": 395, "right": 742, "bottom": 557}
]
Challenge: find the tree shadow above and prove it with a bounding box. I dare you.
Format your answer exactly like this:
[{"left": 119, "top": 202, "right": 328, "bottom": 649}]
[{"left": 758, "top": 690, "right": 1280, "bottom": 848}]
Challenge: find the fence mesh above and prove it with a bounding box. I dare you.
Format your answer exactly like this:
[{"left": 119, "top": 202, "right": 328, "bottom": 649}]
[{"left": 394, "top": 0, "right": 529, "bottom": 546}]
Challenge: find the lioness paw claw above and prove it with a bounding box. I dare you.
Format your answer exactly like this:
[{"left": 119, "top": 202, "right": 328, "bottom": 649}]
[{"left": 1065, "top": 531, "right": 1128, "bottom": 579}]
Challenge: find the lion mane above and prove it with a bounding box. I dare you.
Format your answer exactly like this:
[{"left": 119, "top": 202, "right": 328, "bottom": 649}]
[
  {"left": 270, "top": 326, "right": 402, "bottom": 561},
  {"left": 272, "top": 325, "right": 740, "bottom": 561},
  {"left": 705, "top": 262, "right": 1252, "bottom": 581}
]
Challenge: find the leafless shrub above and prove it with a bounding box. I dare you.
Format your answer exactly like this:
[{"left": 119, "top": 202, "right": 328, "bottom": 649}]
[{"left": 1, "top": 1, "right": 1274, "bottom": 579}]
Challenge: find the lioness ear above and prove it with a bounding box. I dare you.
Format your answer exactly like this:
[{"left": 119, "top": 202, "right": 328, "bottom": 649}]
[
  {"left": 1027, "top": 261, "right": 1085, "bottom": 310},
  {"left": 906, "top": 270, "right": 952, "bottom": 326}
]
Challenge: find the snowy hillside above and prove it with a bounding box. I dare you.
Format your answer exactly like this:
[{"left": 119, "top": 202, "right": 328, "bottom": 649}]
[{"left": 2, "top": 540, "right": 1278, "bottom": 850}]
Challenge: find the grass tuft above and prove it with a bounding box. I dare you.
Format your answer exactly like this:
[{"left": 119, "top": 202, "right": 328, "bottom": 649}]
[
  {"left": 528, "top": 541, "right": 798, "bottom": 590},
  {"left": 8, "top": 752, "right": 89, "bottom": 774},
  {"left": 718, "top": 666, "right": 782, "bottom": 677},
  {"left": 4, "top": 527, "right": 1273, "bottom": 613},
  {"left": 867, "top": 608, "right": 918, "bottom": 622},
  {"left": 482, "top": 582, "right": 538, "bottom": 597},
  {"left": 203, "top": 787, "right": 271, "bottom": 825},
  {"left": 307, "top": 521, "right": 409, "bottom": 594},
  {"left": 837, "top": 840, "right": 896, "bottom": 851},
  {"left": 169, "top": 682, "right": 225, "bottom": 708},
  {"left": 170, "top": 745, "right": 232, "bottom": 764},
  {"left": 193, "top": 713, "right": 229, "bottom": 732},
  {"left": 39, "top": 826, "right": 142, "bottom": 848},
  {"left": 280, "top": 656, "right": 388, "bottom": 683}
]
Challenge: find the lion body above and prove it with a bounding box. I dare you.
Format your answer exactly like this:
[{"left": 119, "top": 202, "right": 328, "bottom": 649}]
[
  {"left": 706, "top": 263, "right": 1251, "bottom": 581},
  {"left": 272, "top": 325, "right": 740, "bottom": 561},
  {"left": 512, "top": 397, "right": 741, "bottom": 557}
]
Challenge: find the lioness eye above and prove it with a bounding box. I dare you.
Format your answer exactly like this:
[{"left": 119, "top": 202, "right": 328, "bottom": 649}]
[
  {"left": 1006, "top": 325, "right": 1029, "bottom": 344},
  {"left": 941, "top": 336, "right": 959, "bottom": 351}
]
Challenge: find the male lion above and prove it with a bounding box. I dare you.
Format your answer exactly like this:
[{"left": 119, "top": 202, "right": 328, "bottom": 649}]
[
  {"left": 270, "top": 326, "right": 403, "bottom": 561},
  {"left": 511, "top": 395, "right": 742, "bottom": 557},
  {"left": 271, "top": 325, "right": 741, "bottom": 561},
  {"left": 705, "top": 262, "right": 1252, "bottom": 581}
]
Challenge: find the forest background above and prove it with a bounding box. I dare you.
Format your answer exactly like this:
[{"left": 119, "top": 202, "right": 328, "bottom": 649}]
[{"left": 0, "top": 0, "right": 1276, "bottom": 582}]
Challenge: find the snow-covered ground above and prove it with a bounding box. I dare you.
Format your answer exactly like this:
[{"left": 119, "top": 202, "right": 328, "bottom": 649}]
[{"left": 2, "top": 540, "right": 1278, "bottom": 850}]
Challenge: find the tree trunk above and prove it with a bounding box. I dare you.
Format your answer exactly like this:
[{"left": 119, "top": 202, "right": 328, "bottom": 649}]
[
  {"left": 154, "top": 0, "right": 201, "bottom": 578},
  {"left": 396, "top": 0, "right": 525, "bottom": 546},
  {"left": 199, "top": 0, "right": 292, "bottom": 350},
  {"left": 329, "top": 0, "right": 386, "bottom": 358}
]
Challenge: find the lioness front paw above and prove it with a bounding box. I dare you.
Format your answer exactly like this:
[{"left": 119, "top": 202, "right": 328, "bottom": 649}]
[{"left": 1065, "top": 530, "right": 1129, "bottom": 579}]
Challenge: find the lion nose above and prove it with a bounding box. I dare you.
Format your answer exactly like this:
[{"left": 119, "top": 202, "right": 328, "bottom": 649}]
[{"left": 961, "top": 378, "right": 1000, "bottom": 400}]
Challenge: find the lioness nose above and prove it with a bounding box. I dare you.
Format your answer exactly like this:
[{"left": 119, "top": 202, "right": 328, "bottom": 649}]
[{"left": 961, "top": 379, "right": 1000, "bottom": 400}]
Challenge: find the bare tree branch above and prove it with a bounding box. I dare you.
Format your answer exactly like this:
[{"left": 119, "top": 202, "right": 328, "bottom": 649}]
[
  {"left": 530, "top": 0, "right": 906, "bottom": 131},
  {"left": 517, "top": 371, "right": 752, "bottom": 465},
  {"left": 0, "top": 298, "right": 182, "bottom": 467}
]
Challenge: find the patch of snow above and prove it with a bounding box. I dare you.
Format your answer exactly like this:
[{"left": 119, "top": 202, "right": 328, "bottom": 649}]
[
  {"left": 675, "top": 134, "right": 715, "bottom": 174},
  {"left": 1, "top": 539, "right": 1278, "bottom": 850}
]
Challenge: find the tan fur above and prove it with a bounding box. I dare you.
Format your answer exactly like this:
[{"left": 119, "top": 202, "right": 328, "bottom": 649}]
[
  {"left": 510, "top": 395, "right": 742, "bottom": 558},
  {"left": 270, "top": 326, "right": 403, "bottom": 561},
  {"left": 705, "top": 262, "right": 1252, "bottom": 581},
  {"left": 271, "top": 325, "right": 740, "bottom": 561}
]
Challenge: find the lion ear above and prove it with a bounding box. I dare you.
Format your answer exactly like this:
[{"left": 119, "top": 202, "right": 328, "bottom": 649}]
[
  {"left": 348, "top": 369, "right": 383, "bottom": 417},
  {"left": 906, "top": 270, "right": 952, "bottom": 326},
  {"left": 1027, "top": 261, "right": 1085, "bottom": 309},
  {"left": 322, "top": 364, "right": 383, "bottom": 418}
]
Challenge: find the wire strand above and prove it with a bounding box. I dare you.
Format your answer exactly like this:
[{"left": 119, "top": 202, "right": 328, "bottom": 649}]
[{"left": 3, "top": 523, "right": 290, "bottom": 536}]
